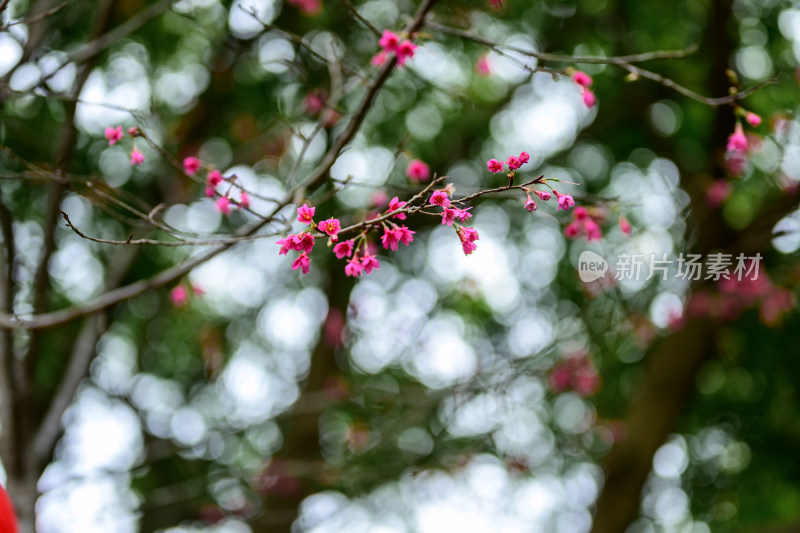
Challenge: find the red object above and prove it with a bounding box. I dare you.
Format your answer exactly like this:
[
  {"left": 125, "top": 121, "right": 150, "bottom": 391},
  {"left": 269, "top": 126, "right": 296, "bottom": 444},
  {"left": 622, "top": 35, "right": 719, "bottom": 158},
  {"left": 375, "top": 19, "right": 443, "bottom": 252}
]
[{"left": 0, "top": 484, "right": 19, "bottom": 533}]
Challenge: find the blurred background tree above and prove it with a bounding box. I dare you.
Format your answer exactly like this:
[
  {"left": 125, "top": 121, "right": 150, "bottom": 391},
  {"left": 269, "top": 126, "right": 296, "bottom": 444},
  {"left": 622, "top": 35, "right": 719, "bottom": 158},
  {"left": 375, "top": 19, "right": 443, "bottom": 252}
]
[{"left": 1, "top": 0, "right": 800, "bottom": 532}]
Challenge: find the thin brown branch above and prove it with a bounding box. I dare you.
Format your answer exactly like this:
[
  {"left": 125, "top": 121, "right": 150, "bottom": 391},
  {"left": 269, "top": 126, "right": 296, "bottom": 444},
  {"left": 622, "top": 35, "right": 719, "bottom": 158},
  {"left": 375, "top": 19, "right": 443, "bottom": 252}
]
[
  {"left": 40, "top": 0, "right": 177, "bottom": 85},
  {"left": 618, "top": 63, "right": 778, "bottom": 107},
  {"left": 60, "top": 210, "right": 279, "bottom": 247},
  {"left": 425, "top": 20, "right": 776, "bottom": 107},
  {"left": 426, "top": 21, "right": 698, "bottom": 64},
  {"left": 0, "top": 0, "right": 67, "bottom": 30},
  {"left": 340, "top": 0, "right": 381, "bottom": 37},
  {"left": 242, "top": 6, "right": 366, "bottom": 80}
]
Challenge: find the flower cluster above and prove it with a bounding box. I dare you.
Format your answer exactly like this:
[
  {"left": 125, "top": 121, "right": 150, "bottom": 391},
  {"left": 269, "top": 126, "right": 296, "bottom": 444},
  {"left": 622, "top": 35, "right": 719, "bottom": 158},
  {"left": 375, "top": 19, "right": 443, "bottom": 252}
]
[
  {"left": 276, "top": 203, "right": 349, "bottom": 275},
  {"left": 372, "top": 30, "right": 417, "bottom": 67},
  {"left": 571, "top": 70, "right": 596, "bottom": 108},
  {"left": 563, "top": 206, "right": 602, "bottom": 241},
  {"left": 548, "top": 353, "right": 601, "bottom": 397},
  {"left": 426, "top": 186, "right": 479, "bottom": 255},
  {"left": 104, "top": 125, "right": 146, "bottom": 166},
  {"left": 725, "top": 109, "right": 761, "bottom": 176},
  {"left": 183, "top": 156, "right": 250, "bottom": 214},
  {"left": 486, "top": 151, "right": 530, "bottom": 177},
  {"left": 688, "top": 266, "right": 794, "bottom": 327}
]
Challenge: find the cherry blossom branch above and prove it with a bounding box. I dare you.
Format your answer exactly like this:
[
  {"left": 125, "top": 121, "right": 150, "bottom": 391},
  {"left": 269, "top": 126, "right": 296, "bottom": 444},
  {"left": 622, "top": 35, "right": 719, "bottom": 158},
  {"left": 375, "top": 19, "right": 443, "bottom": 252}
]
[
  {"left": 425, "top": 20, "right": 776, "bottom": 107},
  {"left": 454, "top": 175, "right": 546, "bottom": 205},
  {"left": 296, "top": 0, "right": 439, "bottom": 194},
  {"left": 0, "top": 0, "right": 441, "bottom": 330},
  {"left": 60, "top": 210, "right": 281, "bottom": 247},
  {"left": 426, "top": 21, "right": 699, "bottom": 64}
]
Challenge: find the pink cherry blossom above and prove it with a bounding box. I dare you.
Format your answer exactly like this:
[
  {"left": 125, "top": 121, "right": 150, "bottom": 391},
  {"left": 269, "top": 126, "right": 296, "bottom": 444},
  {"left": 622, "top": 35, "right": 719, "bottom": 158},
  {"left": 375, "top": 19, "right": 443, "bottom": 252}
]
[
  {"left": 276, "top": 236, "right": 294, "bottom": 255},
  {"left": 207, "top": 170, "right": 223, "bottom": 187},
  {"left": 571, "top": 71, "right": 593, "bottom": 88},
  {"left": 287, "top": 0, "right": 322, "bottom": 15},
  {"left": 104, "top": 125, "right": 123, "bottom": 146},
  {"left": 573, "top": 206, "right": 589, "bottom": 220},
  {"left": 583, "top": 219, "right": 602, "bottom": 241},
  {"left": 454, "top": 206, "right": 472, "bottom": 222},
  {"left": 216, "top": 196, "right": 231, "bottom": 215},
  {"left": 406, "top": 159, "right": 430, "bottom": 181},
  {"left": 489, "top": 0, "right": 503, "bottom": 9},
  {"left": 379, "top": 30, "right": 400, "bottom": 52},
  {"left": 371, "top": 191, "right": 389, "bottom": 207},
  {"left": 524, "top": 195, "right": 537, "bottom": 212},
  {"left": 429, "top": 190, "right": 451, "bottom": 208},
  {"left": 726, "top": 123, "right": 748, "bottom": 152},
  {"left": 558, "top": 194, "right": 576, "bottom": 212},
  {"left": 170, "top": 285, "right": 189, "bottom": 307},
  {"left": 519, "top": 152, "right": 530, "bottom": 164},
  {"left": 725, "top": 149, "right": 748, "bottom": 176},
  {"left": 293, "top": 232, "right": 315, "bottom": 253},
  {"left": 396, "top": 225, "right": 415, "bottom": 246},
  {"left": 292, "top": 252, "right": 311, "bottom": 274},
  {"left": 183, "top": 156, "right": 201, "bottom": 175},
  {"left": 360, "top": 253, "right": 380, "bottom": 274},
  {"left": 127, "top": 127, "right": 139, "bottom": 137},
  {"left": 396, "top": 41, "right": 417, "bottom": 66},
  {"left": 130, "top": 148, "right": 145, "bottom": 166},
  {"left": 381, "top": 227, "right": 401, "bottom": 251},
  {"left": 441, "top": 208, "right": 457, "bottom": 226},
  {"left": 345, "top": 256, "right": 363, "bottom": 277},
  {"left": 239, "top": 192, "right": 250, "bottom": 209},
  {"left": 487, "top": 159, "right": 503, "bottom": 173},
  {"left": 554, "top": 191, "right": 575, "bottom": 211},
  {"left": 205, "top": 187, "right": 215, "bottom": 198},
  {"left": 618, "top": 216, "right": 631, "bottom": 235},
  {"left": 475, "top": 54, "right": 491, "bottom": 76},
  {"left": 297, "top": 203, "right": 315, "bottom": 224},
  {"left": 705, "top": 179, "right": 732, "bottom": 208},
  {"left": 534, "top": 190, "right": 551, "bottom": 201},
  {"left": 564, "top": 222, "right": 580, "bottom": 238},
  {"left": 457, "top": 226, "right": 479, "bottom": 256},
  {"left": 333, "top": 239, "right": 354, "bottom": 259},
  {"left": 387, "top": 196, "right": 407, "bottom": 220},
  {"left": 304, "top": 90, "right": 327, "bottom": 115},
  {"left": 506, "top": 156, "right": 521, "bottom": 171},
  {"left": 318, "top": 218, "right": 341, "bottom": 237},
  {"left": 582, "top": 89, "right": 596, "bottom": 108},
  {"left": 371, "top": 51, "right": 389, "bottom": 67},
  {"left": 745, "top": 111, "right": 762, "bottom": 127}
]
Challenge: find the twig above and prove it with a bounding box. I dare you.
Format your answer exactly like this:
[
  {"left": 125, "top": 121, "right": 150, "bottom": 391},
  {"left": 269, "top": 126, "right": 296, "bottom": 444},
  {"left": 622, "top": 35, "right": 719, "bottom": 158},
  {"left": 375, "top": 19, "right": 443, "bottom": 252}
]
[
  {"left": 242, "top": 6, "right": 366, "bottom": 80},
  {"left": 0, "top": 0, "right": 67, "bottom": 30},
  {"left": 425, "top": 21, "right": 775, "bottom": 106},
  {"left": 60, "top": 210, "right": 279, "bottom": 246},
  {"left": 340, "top": 0, "right": 381, "bottom": 37},
  {"left": 426, "top": 21, "right": 698, "bottom": 64},
  {"left": 39, "top": 0, "right": 177, "bottom": 86}
]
